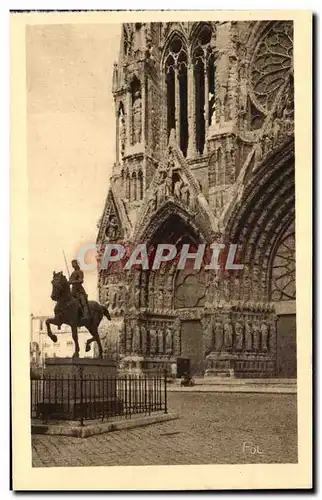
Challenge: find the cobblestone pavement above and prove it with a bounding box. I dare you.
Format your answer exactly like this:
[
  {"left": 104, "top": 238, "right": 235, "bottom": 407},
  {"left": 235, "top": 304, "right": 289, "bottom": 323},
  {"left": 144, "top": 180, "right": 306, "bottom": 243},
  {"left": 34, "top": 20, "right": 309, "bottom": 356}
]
[{"left": 32, "top": 393, "right": 297, "bottom": 467}]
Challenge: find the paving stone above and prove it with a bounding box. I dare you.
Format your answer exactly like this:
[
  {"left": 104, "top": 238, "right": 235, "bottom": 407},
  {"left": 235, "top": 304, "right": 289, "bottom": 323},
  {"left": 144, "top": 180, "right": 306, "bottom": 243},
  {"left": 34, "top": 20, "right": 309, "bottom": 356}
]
[{"left": 32, "top": 392, "right": 297, "bottom": 467}]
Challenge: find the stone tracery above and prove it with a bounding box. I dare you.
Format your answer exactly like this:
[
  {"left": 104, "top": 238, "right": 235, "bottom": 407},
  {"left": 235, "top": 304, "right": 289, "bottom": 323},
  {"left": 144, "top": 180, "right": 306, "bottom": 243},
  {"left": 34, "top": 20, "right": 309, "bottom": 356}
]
[{"left": 250, "top": 21, "right": 293, "bottom": 113}]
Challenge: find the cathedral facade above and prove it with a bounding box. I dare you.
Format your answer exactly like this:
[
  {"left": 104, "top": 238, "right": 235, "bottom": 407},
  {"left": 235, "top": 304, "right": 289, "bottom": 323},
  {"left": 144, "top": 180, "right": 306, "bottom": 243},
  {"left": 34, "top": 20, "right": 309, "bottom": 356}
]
[{"left": 96, "top": 21, "right": 295, "bottom": 378}]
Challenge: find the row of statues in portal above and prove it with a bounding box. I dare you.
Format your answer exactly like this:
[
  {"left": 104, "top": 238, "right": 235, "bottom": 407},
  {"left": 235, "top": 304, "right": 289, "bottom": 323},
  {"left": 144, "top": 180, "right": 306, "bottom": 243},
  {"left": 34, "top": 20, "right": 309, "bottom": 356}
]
[
  {"left": 121, "top": 324, "right": 174, "bottom": 357},
  {"left": 205, "top": 320, "right": 271, "bottom": 354}
]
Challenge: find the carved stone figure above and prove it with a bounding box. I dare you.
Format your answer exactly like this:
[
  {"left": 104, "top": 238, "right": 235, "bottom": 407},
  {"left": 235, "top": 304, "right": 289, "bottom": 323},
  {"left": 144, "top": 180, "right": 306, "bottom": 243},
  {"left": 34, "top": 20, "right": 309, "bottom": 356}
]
[
  {"left": 189, "top": 191, "right": 196, "bottom": 211},
  {"left": 158, "top": 329, "right": 164, "bottom": 355},
  {"left": 148, "top": 191, "right": 157, "bottom": 213},
  {"left": 223, "top": 278, "right": 230, "bottom": 301},
  {"left": 253, "top": 141, "right": 263, "bottom": 164},
  {"left": 174, "top": 179, "right": 183, "bottom": 199},
  {"left": 132, "top": 90, "right": 142, "bottom": 144},
  {"left": 119, "top": 323, "right": 126, "bottom": 353},
  {"left": 149, "top": 328, "right": 157, "bottom": 354},
  {"left": 165, "top": 328, "right": 173, "bottom": 355},
  {"left": 204, "top": 318, "right": 214, "bottom": 355},
  {"left": 253, "top": 322, "right": 261, "bottom": 351},
  {"left": 125, "top": 325, "right": 133, "bottom": 354},
  {"left": 223, "top": 321, "right": 233, "bottom": 350},
  {"left": 261, "top": 322, "right": 270, "bottom": 352},
  {"left": 213, "top": 321, "right": 223, "bottom": 352},
  {"left": 132, "top": 324, "right": 141, "bottom": 353},
  {"left": 105, "top": 216, "right": 119, "bottom": 240},
  {"left": 181, "top": 183, "right": 190, "bottom": 206},
  {"left": 245, "top": 322, "right": 253, "bottom": 351},
  {"left": 234, "top": 322, "right": 244, "bottom": 351},
  {"left": 164, "top": 174, "right": 173, "bottom": 199},
  {"left": 141, "top": 325, "right": 147, "bottom": 354},
  {"left": 155, "top": 289, "right": 163, "bottom": 310},
  {"left": 119, "top": 114, "right": 126, "bottom": 159}
]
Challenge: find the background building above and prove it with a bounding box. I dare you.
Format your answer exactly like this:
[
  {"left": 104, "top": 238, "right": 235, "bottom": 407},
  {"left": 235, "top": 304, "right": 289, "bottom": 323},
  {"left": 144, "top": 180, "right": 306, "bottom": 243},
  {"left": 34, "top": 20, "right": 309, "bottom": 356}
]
[
  {"left": 96, "top": 21, "right": 295, "bottom": 378},
  {"left": 30, "top": 315, "right": 96, "bottom": 370}
]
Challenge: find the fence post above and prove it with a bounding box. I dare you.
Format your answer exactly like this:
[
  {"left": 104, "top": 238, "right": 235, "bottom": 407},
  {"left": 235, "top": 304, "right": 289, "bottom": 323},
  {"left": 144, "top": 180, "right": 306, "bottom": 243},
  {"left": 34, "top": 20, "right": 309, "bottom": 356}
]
[
  {"left": 79, "top": 367, "right": 84, "bottom": 426},
  {"left": 164, "top": 369, "right": 168, "bottom": 414}
]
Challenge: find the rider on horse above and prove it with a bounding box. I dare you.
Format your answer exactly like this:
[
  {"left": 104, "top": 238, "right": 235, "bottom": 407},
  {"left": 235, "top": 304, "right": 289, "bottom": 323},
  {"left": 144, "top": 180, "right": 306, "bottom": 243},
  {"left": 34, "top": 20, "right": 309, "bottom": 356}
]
[{"left": 69, "top": 259, "right": 90, "bottom": 320}]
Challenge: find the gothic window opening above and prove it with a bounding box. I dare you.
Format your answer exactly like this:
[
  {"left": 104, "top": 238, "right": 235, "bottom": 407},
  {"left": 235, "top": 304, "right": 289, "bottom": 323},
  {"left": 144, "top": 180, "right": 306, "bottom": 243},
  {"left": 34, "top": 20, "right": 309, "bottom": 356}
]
[
  {"left": 131, "top": 77, "right": 142, "bottom": 145},
  {"left": 131, "top": 172, "right": 137, "bottom": 201},
  {"left": 164, "top": 35, "right": 188, "bottom": 156},
  {"left": 208, "top": 54, "right": 215, "bottom": 126},
  {"left": 166, "top": 64, "right": 176, "bottom": 136},
  {"left": 138, "top": 170, "right": 144, "bottom": 200},
  {"left": 125, "top": 170, "right": 131, "bottom": 199},
  {"left": 134, "top": 23, "right": 143, "bottom": 52},
  {"left": 192, "top": 24, "right": 214, "bottom": 155},
  {"left": 179, "top": 60, "right": 188, "bottom": 156},
  {"left": 194, "top": 57, "right": 205, "bottom": 155}
]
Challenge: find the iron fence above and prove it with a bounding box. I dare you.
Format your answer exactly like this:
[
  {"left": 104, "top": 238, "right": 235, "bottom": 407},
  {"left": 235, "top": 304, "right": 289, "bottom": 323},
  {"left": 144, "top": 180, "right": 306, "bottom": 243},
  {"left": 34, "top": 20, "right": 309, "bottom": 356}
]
[{"left": 30, "top": 372, "right": 168, "bottom": 425}]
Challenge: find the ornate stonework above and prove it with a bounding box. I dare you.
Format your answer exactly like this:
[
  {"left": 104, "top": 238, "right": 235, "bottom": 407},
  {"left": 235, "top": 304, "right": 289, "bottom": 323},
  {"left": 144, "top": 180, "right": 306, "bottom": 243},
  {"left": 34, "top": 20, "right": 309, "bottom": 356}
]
[{"left": 97, "top": 21, "right": 295, "bottom": 377}]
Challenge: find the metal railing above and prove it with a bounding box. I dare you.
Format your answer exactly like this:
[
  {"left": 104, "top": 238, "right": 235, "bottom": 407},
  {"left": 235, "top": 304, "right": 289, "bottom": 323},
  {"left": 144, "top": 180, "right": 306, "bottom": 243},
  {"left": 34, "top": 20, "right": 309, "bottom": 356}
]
[{"left": 30, "top": 372, "right": 168, "bottom": 425}]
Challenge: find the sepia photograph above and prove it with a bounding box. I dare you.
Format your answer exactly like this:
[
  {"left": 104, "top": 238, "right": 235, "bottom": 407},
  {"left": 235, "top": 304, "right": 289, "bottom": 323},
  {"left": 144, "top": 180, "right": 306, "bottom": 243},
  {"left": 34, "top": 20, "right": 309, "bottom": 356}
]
[{"left": 11, "top": 10, "right": 312, "bottom": 491}]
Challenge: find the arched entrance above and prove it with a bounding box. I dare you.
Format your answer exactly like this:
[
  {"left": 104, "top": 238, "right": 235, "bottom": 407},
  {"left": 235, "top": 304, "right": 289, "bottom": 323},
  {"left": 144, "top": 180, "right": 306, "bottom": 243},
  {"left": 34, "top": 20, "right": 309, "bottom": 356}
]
[
  {"left": 139, "top": 212, "right": 207, "bottom": 375},
  {"left": 270, "top": 221, "right": 296, "bottom": 378}
]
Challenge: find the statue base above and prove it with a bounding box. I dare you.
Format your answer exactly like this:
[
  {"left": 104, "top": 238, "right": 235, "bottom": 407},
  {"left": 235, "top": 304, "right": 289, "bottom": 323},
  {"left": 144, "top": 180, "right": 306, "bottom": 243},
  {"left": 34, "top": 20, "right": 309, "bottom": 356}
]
[
  {"left": 204, "top": 352, "right": 276, "bottom": 378},
  {"left": 40, "top": 357, "right": 120, "bottom": 421}
]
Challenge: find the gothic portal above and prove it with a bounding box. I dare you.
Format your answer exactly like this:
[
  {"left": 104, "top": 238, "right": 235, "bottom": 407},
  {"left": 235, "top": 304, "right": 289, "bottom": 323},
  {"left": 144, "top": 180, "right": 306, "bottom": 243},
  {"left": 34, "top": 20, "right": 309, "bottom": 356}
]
[{"left": 97, "top": 21, "right": 295, "bottom": 378}]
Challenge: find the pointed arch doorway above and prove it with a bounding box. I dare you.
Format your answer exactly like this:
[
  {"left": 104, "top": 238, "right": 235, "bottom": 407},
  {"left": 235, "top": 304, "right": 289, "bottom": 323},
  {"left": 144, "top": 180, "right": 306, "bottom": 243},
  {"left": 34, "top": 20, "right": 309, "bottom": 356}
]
[{"left": 144, "top": 213, "right": 207, "bottom": 374}]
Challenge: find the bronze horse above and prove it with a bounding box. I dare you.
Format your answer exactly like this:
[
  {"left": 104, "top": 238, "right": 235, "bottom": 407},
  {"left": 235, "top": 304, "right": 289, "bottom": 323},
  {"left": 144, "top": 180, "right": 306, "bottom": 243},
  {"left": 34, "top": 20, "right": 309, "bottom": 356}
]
[{"left": 45, "top": 271, "right": 111, "bottom": 358}]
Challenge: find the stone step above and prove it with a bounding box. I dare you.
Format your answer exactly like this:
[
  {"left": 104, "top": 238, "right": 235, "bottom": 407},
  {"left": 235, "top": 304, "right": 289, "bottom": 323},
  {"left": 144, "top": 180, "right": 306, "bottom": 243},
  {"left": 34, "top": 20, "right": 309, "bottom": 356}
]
[{"left": 190, "top": 377, "right": 297, "bottom": 386}]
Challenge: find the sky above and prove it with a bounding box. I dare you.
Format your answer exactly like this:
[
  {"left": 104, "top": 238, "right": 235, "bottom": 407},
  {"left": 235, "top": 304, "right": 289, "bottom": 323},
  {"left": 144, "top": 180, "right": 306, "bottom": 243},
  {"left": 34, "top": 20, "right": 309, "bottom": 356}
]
[{"left": 26, "top": 23, "right": 121, "bottom": 315}]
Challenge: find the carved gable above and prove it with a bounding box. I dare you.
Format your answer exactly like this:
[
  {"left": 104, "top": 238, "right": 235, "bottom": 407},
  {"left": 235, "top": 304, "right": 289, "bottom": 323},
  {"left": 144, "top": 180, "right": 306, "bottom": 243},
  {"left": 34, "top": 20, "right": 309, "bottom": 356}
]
[
  {"left": 133, "top": 131, "right": 218, "bottom": 242},
  {"left": 97, "top": 189, "right": 125, "bottom": 245}
]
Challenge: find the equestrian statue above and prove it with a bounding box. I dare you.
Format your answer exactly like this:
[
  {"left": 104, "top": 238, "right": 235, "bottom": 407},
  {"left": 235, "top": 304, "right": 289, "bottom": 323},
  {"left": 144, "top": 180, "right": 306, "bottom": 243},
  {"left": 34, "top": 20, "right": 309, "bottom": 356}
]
[{"left": 45, "top": 259, "right": 111, "bottom": 358}]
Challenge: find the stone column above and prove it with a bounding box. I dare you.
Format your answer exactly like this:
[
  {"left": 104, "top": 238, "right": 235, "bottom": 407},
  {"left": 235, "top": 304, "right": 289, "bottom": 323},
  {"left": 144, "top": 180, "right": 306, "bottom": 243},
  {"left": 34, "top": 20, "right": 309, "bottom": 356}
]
[
  {"left": 187, "top": 64, "right": 196, "bottom": 158},
  {"left": 115, "top": 106, "right": 120, "bottom": 166},
  {"left": 126, "top": 89, "right": 131, "bottom": 147},
  {"left": 203, "top": 61, "right": 209, "bottom": 154},
  {"left": 141, "top": 74, "right": 146, "bottom": 145},
  {"left": 161, "top": 73, "right": 168, "bottom": 152},
  {"left": 175, "top": 67, "right": 180, "bottom": 145}
]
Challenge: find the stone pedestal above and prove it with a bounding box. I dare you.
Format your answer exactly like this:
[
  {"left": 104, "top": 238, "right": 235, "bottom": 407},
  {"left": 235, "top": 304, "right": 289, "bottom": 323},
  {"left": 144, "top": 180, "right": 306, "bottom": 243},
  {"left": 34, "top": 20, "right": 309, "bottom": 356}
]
[
  {"left": 204, "top": 352, "right": 276, "bottom": 378},
  {"left": 40, "top": 357, "right": 119, "bottom": 421},
  {"left": 45, "top": 357, "right": 117, "bottom": 377}
]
